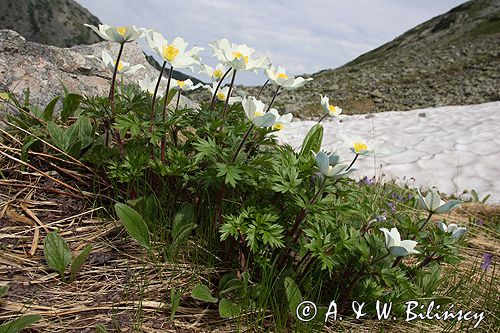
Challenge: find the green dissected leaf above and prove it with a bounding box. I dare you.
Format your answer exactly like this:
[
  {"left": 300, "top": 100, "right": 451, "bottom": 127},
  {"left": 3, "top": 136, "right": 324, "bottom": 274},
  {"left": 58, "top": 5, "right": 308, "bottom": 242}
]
[
  {"left": 219, "top": 298, "right": 241, "bottom": 318},
  {"left": 61, "top": 93, "right": 82, "bottom": 122},
  {"left": 215, "top": 163, "right": 242, "bottom": 187},
  {"left": 44, "top": 231, "right": 72, "bottom": 280},
  {"left": 43, "top": 96, "right": 60, "bottom": 121},
  {"left": 95, "top": 324, "right": 108, "bottom": 333},
  {"left": 299, "top": 123, "right": 323, "bottom": 156},
  {"left": 70, "top": 244, "right": 93, "bottom": 282},
  {"left": 0, "top": 314, "right": 42, "bottom": 333},
  {"left": 191, "top": 284, "right": 218, "bottom": 303},
  {"left": 170, "top": 288, "right": 182, "bottom": 320},
  {"left": 47, "top": 121, "right": 69, "bottom": 151},
  {"left": 284, "top": 277, "right": 303, "bottom": 315},
  {"left": 0, "top": 285, "right": 8, "bottom": 298},
  {"left": 114, "top": 203, "right": 151, "bottom": 250}
]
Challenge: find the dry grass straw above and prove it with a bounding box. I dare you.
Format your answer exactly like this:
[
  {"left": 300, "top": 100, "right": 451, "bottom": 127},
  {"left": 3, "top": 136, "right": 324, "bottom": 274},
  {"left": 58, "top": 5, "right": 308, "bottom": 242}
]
[{"left": 0, "top": 131, "right": 498, "bottom": 332}]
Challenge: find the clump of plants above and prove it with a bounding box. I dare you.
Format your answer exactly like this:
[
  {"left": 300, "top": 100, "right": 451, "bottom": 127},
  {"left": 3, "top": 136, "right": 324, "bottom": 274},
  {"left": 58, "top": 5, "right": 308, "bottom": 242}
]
[{"left": 2, "top": 23, "right": 470, "bottom": 330}]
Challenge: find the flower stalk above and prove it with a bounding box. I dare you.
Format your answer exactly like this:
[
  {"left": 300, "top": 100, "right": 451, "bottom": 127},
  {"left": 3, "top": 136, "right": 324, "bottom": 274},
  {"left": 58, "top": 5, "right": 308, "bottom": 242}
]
[
  {"left": 222, "top": 69, "right": 237, "bottom": 119},
  {"left": 108, "top": 42, "right": 125, "bottom": 157},
  {"left": 160, "top": 65, "right": 174, "bottom": 163},
  {"left": 209, "top": 68, "right": 232, "bottom": 109}
]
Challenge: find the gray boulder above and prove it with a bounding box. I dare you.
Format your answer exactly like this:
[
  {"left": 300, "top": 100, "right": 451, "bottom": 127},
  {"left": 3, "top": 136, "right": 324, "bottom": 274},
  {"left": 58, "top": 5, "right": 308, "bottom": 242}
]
[{"left": 0, "top": 29, "right": 196, "bottom": 118}]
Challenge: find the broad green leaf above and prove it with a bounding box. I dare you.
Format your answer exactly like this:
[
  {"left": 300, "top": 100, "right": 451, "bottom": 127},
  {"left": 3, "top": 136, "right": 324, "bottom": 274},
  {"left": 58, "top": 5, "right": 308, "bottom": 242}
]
[
  {"left": 114, "top": 203, "right": 151, "bottom": 250},
  {"left": 44, "top": 231, "right": 72, "bottom": 280},
  {"left": 299, "top": 123, "right": 323, "bottom": 156},
  {"left": 165, "top": 88, "right": 178, "bottom": 107},
  {"left": 43, "top": 96, "right": 60, "bottom": 121},
  {"left": 191, "top": 284, "right": 218, "bottom": 303},
  {"left": 170, "top": 288, "right": 182, "bottom": 321},
  {"left": 70, "top": 244, "right": 93, "bottom": 282},
  {"left": 20, "top": 138, "right": 38, "bottom": 169},
  {"left": 0, "top": 314, "right": 42, "bottom": 333},
  {"left": 172, "top": 204, "right": 196, "bottom": 240},
  {"left": 284, "top": 277, "right": 303, "bottom": 315},
  {"left": 0, "top": 285, "right": 8, "bottom": 298},
  {"left": 219, "top": 298, "right": 241, "bottom": 318},
  {"left": 95, "top": 324, "right": 108, "bottom": 333},
  {"left": 61, "top": 93, "right": 82, "bottom": 122},
  {"left": 47, "top": 121, "right": 68, "bottom": 151}
]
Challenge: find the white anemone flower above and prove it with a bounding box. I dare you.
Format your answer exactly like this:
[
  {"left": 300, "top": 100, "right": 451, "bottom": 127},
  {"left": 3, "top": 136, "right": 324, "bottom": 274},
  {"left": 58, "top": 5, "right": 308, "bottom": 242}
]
[
  {"left": 84, "top": 24, "right": 144, "bottom": 43},
  {"left": 138, "top": 74, "right": 166, "bottom": 96},
  {"left": 146, "top": 31, "right": 203, "bottom": 70},
  {"left": 341, "top": 135, "right": 381, "bottom": 156},
  {"left": 320, "top": 95, "right": 342, "bottom": 117},
  {"left": 417, "top": 188, "right": 462, "bottom": 214},
  {"left": 172, "top": 79, "right": 203, "bottom": 92},
  {"left": 199, "top": 64, "right": 227, "bottom": 82},
  {"left": 380, "top": 227, "right": 420, "bottom": 257},
  {"left": 312, "top": 151, "right": 355, "bottom": 179},
  {"left": 438, "top": 222, "right": 467, "bottom": 239},
  {"left": 241, "top": 96, "right": 277, "bottom": 128},
  {"left": 204, "top": 83, "right": 241, "bottom": 104},
  {"left": 100, "top": 50, "right": 143, "bottom": 74},
  {"left": 268, "top": 109, "right": 293, "bottom": 131},
  {"left": 210, "top": 39, "right": 270, "bottom": 72},
  {"left": 265, "top": 66, "right": 312, "bottom": 90}
]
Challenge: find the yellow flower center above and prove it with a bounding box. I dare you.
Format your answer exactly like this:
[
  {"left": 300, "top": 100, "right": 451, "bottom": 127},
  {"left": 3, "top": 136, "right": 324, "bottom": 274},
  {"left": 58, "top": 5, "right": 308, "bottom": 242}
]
[
  {"left": 177, "top": 80, "right": 186, "bottom": 88},
  {"left": 116, "top": 26, "right": 127, "bottom": 36},
  {"left": 277, "top": 73, "right": 288, "bottom": 79},
  {"left": 216, "top": 92, "right": 226, "bottom": 101},
  {"left": 233, "top": 51, "right": 249, "bottom": 64},
  {"left": 116, "top": 61, "right": 123, "bottom": 71},
  {"left": 273, "top": 123, "right": 284, "bottom": 131},
  {"left": 328, "top": 105, "right": 337, "bottom": 114},
  {"left": 353, "top": 142, "right": 368, "bottom": 153},
  {"left": 163, "top": 44, "right": 180, "bottom": 62},
  {"left": 213, "top": 69, "right": 223, "bottom": 78},
  {"left": 254, "top": 110, "right": 264, "bottom": 117}
]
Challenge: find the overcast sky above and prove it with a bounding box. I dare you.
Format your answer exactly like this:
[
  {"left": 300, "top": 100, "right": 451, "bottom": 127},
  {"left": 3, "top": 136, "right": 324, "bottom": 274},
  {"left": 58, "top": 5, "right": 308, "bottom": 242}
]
[{"left": 77, "top": 0, "right": 465, "bottom": 85}]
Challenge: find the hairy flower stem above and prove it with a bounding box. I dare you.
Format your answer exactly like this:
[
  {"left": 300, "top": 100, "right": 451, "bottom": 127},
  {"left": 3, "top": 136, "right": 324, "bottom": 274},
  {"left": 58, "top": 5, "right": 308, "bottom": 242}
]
[
  {"left": 172, "top": 91, "right": 182, "bottom": 147},
  {"left": 213, "top": 124, "right": 255, "bottom": 227},
  {"left": 265, "top": 86, "right": 281, "bottom": 113},
  {"left": 392, "top": 212, "right": 433, "bottom": 268},
  {"left": 289, "top": 177, "right": 327, "bottom": 243},
  {"left": 209, "top": 68, "right": 232, "bottom": 110},
  {"left": 108, "top": 42, "right": 125, "bottom": 157},
  {"left": 346, "top": 154, "right": 359, "bottom": 171},
  {"left": 222, "top": 70, "right": 237, "bottom": 119},
  {"left": 231, "top": 124, "right": 254, "bottom": 163},
  {"left": 417, "top": 251, "right": 437, "bottom": 270},
  {"left": 257, "top": 79, "right": 269, "bottom": 99},
  {"left": 160, "top": 65, "right": 174, "bottom": 163},
  {"left": 317, "top": 113, "right": 328, "bottom": 124},
  {"left": 150, "top": 60, "right": 166, "bottom": 134}
]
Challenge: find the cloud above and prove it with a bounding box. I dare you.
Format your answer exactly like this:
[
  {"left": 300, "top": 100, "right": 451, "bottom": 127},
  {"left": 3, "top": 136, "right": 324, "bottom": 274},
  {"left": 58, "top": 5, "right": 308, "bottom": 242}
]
[{"left": 77, "top": 0, "right": 465, "bottom": 84}]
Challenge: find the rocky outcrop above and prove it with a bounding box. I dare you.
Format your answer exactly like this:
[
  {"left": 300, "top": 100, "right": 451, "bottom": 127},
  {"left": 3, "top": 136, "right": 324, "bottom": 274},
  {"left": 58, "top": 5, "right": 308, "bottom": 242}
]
[
  {"left": 0, "top": 0, "right": 102, "bottom": 47},
  {"left": 242, "top": 0, "right": 500, "bottom": 118},
  {"left": 0, "top": 29, "right": 196, "bottom": 117}
]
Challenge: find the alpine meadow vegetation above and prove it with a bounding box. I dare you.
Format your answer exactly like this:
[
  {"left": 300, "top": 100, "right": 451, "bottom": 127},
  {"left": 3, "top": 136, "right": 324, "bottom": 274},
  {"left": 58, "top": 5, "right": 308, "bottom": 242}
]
[{"left": 1, "top": 23, "right": 497, "bottom": 333}]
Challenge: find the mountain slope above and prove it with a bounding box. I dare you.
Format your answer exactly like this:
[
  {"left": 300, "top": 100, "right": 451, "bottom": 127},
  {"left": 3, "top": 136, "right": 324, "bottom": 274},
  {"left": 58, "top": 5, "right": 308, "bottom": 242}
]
[
  {"left": 251, "top": 0, "right": 500, "bottom": 118},
  {"left": 0, "top": 0, "right": 101, "bottom": 47}
]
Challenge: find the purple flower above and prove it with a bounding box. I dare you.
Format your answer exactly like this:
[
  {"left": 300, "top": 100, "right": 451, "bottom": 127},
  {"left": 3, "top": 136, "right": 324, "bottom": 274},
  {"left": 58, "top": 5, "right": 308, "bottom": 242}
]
[
  {"left": 387, "top": 202, "right": 396, "bottom": 212},
  {"left": 407, "top": 194, "right": 414, "bottom": 201},
  {"left": 476, "top": 219, "right": 484, "bottom": 226},
  {"left": 481, "top": 253, "right": 493, "bottom": 270},
  {"left": 360, "top": 176, "right": 374, "bottom": 186},
  {"left": 375, "top": 215, "right": 387, "bottom": 222}
]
